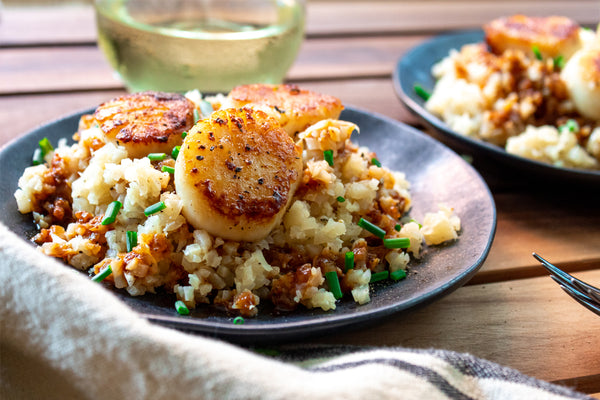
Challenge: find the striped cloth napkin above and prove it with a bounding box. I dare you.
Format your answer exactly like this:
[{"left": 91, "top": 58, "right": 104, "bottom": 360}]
[{"left": 0, "top": 223, "right": 592, "bottom": 400}]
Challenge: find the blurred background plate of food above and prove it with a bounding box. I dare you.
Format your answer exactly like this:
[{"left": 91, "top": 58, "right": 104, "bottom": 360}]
[
  {"left": 394, "top": 16, "right": 600, "bottom": 185},
  {"left": 94, "top": 0, "right": 306, "bottom": 93}
]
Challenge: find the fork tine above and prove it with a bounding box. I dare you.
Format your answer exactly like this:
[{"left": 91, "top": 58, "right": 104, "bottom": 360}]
[
  {"left": 533, "top": 253, "right": 576, "bottom": 285},
  {"left": 549, "top": 275, "right": 597, "bottom": 307},
  {"left": 569, "top": 279, "right": 600, "bottom": 304},
  {"left": 533, "top": 253, "right": 600, "bottom": 300},
  {"left": 553, "top": 278, "right": 600, "bottom": 317}
]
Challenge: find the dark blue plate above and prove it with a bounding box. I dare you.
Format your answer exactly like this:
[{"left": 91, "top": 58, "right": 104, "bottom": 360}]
[
  {"left": 393, "top": 30, "right": 600, "bottom": 185},
  {"left": 0, "top": 105, "right": 496, "bottom": 344}
]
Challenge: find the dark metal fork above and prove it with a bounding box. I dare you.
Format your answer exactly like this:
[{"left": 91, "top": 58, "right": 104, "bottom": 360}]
[{"left": 533, "top": 253, "right": 600, "bottom": 317}]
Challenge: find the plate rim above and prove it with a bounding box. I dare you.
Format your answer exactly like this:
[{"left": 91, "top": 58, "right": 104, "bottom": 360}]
[
  {"left": 0, "top": 103, "right": 497, "bottom": 343},
  {"left": 392, "top": 29, "right": 600, "bottom": 183}
]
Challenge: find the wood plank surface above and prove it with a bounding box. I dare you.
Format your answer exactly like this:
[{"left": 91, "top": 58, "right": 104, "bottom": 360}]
[
  {"left": 1, "top": 1, "right": 598, "bottom": 46},
  {"left": 0, "top": 36, "right": 427, "bottom": 95},
  {"left": 308, "top": 269, "right": 600, "bottom": 394}
]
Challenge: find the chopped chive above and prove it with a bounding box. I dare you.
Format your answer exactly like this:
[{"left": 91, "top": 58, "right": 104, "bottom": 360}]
[
  {"left": 394, "top": 224, "right": 402, "bottom": 232},
  {"left": 181, "top": 131, "right": 188, "bottom": 139},
  {"left": 553, "top": 55, "right": 565, "bottom": 69},
  {"left": 32, "top": 148, "right": 44, "bottom": 165},
  {"left": 38, "top": 137, "right": 53, "bottom": 157},
  {"left": 175, "top": 300, "right": 190, "bottom": 315},
  {"left": 161, "top": 165, "right": 175, "bottom": 174},
  {"left": 532, "top": 45, "right": 543, "bottom": 60},
  {"left": 414, "top": 84, "right": 431, "bottom": 101},
  {"left": 358, "top": 217, "right": 386, "bottom": 239},
  {"left": 383, "top": 237, "right": 411, "bottom": 249},
  {"left": 144, "top": 201, "right": 166, "bottom": 216},
  {"left": 325, "top": 271, "right": 343, "bottom": 300},
  {"left": 233, "top": 316, "right": 245, "bottom": 325},
  {"left": 560, "top": 119, "right": 579, "bottom": 134},
  {"left": 336, "top": 196, "right": 345, "bottom": 203},
  {"left": 126, "top": 231, "right": 137, "bottom": 252},
  {"left": 91, "top": 265, "right": 112, "bottom": 282},
  {"left": 199, "top": 100, "right": 213, "bottom": 117},
  {"left": 148, "top": 153, "right": 166, "bottom": 161},
  {"left": 345, "top": 251, "right": 354, "bottom": 271},
  {"left": 323, "top": 149, "right": 334, "bottom": 167},
  {"left": 172, "top": 145, "right": 181, "bottom": 160},
  {"left": 193, "top": 108, "right": 200, "bottom": 124},
  {"left": 410, "top": 218, "right": 422, "bottom": 228},
  {"left": 370, "top": 270, "right": 389, "bottom": 283},
  {"left": 101, "top": 200, "right": 122, "bottom": 225},
  {"left": 371, "top": 158, "right": 382, "bottom": 167},
  {"left": 390, "top": 269, "right": 407, "bottom": 281}
]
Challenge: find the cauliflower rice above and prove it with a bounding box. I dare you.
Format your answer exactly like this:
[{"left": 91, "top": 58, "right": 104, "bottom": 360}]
[{"left": 15, "top": 88, "right": 460, "bottom": 317}]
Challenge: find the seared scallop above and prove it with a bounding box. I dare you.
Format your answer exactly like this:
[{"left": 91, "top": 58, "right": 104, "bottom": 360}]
[
  {"left": 484, "top": 15, "right": 583, "bottom": 59},
  {"left": 174, "top": 107, "right": 303, "bottom": 242},
  {"left": 94, "top": 91, "right": 195, "bottom": 159},
  {"left": 561, "top": 45, "right": 600, "bottom": 120},
  {"left": 226, "top": 84, "right": 344, "bottom": 136}
]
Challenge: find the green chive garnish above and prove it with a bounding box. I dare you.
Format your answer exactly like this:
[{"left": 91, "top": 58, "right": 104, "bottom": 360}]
[
  {"left": 323, "top": 149, "right": 334, "bottom": 167},
  {"left": 325, "top": 271, "right": 343, "bottom": 300},
  {"left": 181, "top": 131, "right": 188, "bottom": 139},
  {"left": 148, "top": 153, "right": 166, "bottom": 161},
  {"left": 175, "top": 300, "right": 189, "bottom": 315},
  {"left": 560, "top": 119, "right": 579, "bottom": 134},
  {"left": 233, "top": 316, "right": 245, "bottom": 325},
  {"left": 193, "top": 108, "right": 200, "bottom": 124},
  {"left": 532, "top": 45, "right": 543, "bottom": 60},
  {"left": 410, "top": 218, "right": 422, "bottom": 228},
  {"left": 390, "top": 269, "right": 407, "bottom": 281},
  {"left": 370, "top": 270, "right": 389, "bottom": 283},
  {"left": 394, "top": 224, "right": 402, "bottom": 232},
  {"left": 383, "top": 237, "right": 411, "bottom": 249},
  {"left": 553, "top": 55, "right": 565, "bottom": 69},
  {"left": 101, "top": 200, "right": 122, "bottom": 225},
  {"left": 358, "top": 217, "right": 386, "bottom": 239},
  {"left": 91, "top": 265, "right": 112, "bottom": 282},
  {"left": 171, "top": 145, "right": 180, "bottom": 160},
  {"left": 144, "top": 201, "right": 166, "bottom": 216},
  {"left": 32, "top": 148, "right": 44, "bottom": 165},
  {"left": 161, "top": 165, "right": 175, "bottom": 174},
  {"left": 414, "top": 84, "right": 431, "bottom": 101},
  {"left": 336, "top": 196, "right": 345, "bottom": 203},
  {"left": 345, "top": 251, "right": 354, "bottom": 271},
  {"left": 371, "top": 158, "right": 382, "bottom": 167},
  {"left": 39, "top": 137, "right": 53, "bottom": 157},
  {"left": 126, "top": 231, "right": 137, "bottom": 252}
]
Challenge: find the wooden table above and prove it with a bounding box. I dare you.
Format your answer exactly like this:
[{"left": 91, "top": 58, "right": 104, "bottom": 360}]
[{"left": 2, "top": 1, "right": 599, "bottom": 397}]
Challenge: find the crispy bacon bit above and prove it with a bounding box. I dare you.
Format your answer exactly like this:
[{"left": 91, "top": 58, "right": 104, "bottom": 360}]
[
  {"left": 270, "top": 263, "right": 315, "bottom": 311},
  {"left": 231, "top": 289, "right": 259, "bottom": 317},
  {"left": 30, "top": 153, "right": 75, "bottom": 225}
]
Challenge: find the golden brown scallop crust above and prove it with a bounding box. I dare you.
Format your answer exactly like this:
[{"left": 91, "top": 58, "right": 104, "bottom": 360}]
[
  {"left": 577, "top": 48, "right": 600, "bottom": 86},
  {"left": 94, "top": 91, "right": 195, "bottom": 157},
  {"left": 175, "top": 107, "right": 303, "bottom": 240},
  {"left": 228, "top": 84, "right": 344, "bottom": 135},
  {"left": 484, "top": 15, "right": 581, "bottom": 59}
]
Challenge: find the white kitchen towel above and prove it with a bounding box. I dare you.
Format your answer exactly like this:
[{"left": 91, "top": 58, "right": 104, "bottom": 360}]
[{"left": 0, "top": 223, "right": 592, "bottom": 400}]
